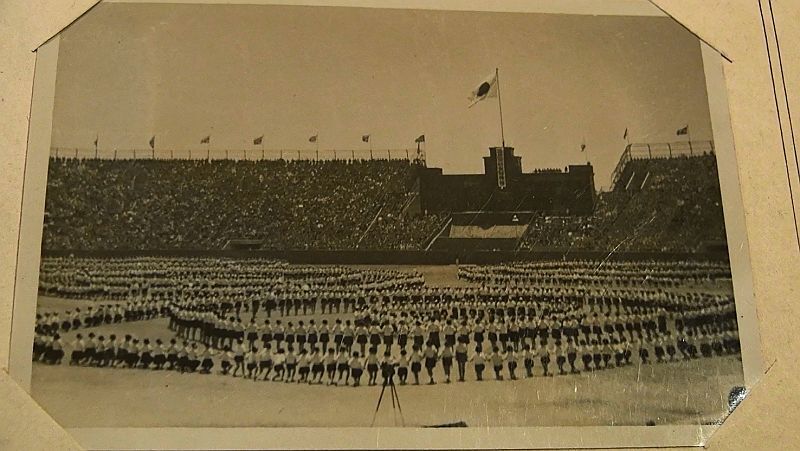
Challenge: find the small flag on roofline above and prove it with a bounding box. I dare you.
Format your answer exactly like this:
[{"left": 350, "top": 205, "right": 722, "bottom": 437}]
[
  {"left": 200, "top": 135, "right": 210, "bottom": 144},
  {"left": 254, "top": 135, "right": 263, "bottom": 145},
  {"left": 309, "top": 134, "right": 318, "bottom": 143},
  {"left": 362, "top": 134, "right": 370, "bottom": 143},
  {"left": 468, "top": 72, "right": 499, "bottom": 108},
  {"left": 676, "top": 125, "right": 689, "bottom": 136},
  {"left": 149, "top": 136, "right": 155, "bottom": 149},
  {"left": 623, "top": 128, "right": 628, "bottom": 140},
  {"left": 415, "top": 134, "right": 425, "bottom": 143}
]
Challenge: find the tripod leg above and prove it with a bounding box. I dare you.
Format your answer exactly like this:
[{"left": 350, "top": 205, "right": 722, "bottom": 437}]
[
  {"left": 391, "top": 384, "right": 405, "bottom": 426},
  {"left": 390, "top": 383, "right": 397, "bottom": 426},
  {"left": 371, "top": 384, "right": 387, "bottom": 427}
]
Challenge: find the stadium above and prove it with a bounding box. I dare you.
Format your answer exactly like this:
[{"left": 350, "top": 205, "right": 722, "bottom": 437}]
[
  {"left": 32, "top": 139, "right": 744, "bottom": 428},
  {"left": 23, "top": 2, "right": 749, "bottom": 435}
]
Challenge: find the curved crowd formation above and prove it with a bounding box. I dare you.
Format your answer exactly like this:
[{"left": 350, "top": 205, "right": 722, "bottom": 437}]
[{"left": 35, "top": 257, "right": 741, "bottom": 386}]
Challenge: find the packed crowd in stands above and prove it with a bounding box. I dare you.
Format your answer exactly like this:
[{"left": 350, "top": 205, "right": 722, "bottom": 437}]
[
  {"left": 35, "top": 257, "right": 741, "bottom": 386},
  {"left": 519, "top": 155, "right": 726, "bottom": 252},
  {"left": 42, "top": 152, "right": 726, "bottom": 253},
  {"left": 43, "top": 158, "right": 442, "bottom": 251}
]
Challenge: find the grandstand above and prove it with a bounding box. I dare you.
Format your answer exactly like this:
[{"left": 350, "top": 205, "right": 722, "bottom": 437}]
[{"left": 42, "top": 141, "right": 726, "bottom": 259}]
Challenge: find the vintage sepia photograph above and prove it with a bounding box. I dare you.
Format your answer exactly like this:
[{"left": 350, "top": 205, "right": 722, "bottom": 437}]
[{"left": 12, "top": 0, "right": 760, "bottom": 447}]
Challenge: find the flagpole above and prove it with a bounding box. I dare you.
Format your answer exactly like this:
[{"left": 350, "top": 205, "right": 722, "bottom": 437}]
[
  {"left": 582, "top": 137, "right": 588, "bottom": 165},
  {"left": 95, "top": 133, "right": 99, "bottom": 159},
  {"left": 496, "top": 67, "right": 506, "bottom": 149}
]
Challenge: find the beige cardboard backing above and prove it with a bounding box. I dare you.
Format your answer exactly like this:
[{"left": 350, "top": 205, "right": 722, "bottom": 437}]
[{"left": 0, "top": 0, "right": 797, "bottom": 449}]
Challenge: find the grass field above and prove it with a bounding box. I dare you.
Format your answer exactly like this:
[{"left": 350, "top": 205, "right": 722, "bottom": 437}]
[{"left": 30, "top": 264, "right": 744, "bottom": 428}]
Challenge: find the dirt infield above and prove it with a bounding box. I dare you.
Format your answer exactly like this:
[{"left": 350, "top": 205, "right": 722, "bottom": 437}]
[{"left": 31, "top": 353, "right": 743, "bottom": 428}]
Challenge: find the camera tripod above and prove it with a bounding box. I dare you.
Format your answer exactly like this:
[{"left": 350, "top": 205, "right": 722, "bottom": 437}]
[{"left": 371, "top": 375, "right": 405, "bottom": 427}]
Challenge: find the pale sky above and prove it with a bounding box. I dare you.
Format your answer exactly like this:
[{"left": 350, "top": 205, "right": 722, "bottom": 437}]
[{"left": 52, "top": 3, "right": 713, "bottom": 189}]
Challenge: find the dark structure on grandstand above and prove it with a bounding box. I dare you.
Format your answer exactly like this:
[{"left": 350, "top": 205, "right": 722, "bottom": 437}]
[{"left": 415, "top": 146, "right": 595, "bottom": 215}]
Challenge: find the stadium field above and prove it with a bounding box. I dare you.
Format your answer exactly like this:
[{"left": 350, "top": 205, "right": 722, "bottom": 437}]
[
  {"left": 31, "top": 264, "right": 743, "bottom": 428},
  {"left": 32, "top": 344, "right": 742, "bottom": 428}
]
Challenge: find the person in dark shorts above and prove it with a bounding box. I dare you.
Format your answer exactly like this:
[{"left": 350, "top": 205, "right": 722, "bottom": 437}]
[
  {"left": 423, "top": 342, "right": 438, "bottom": 385},
  {"left": 440, "top": 345, "right": 454, "bottom": 383},
  {"left": 396, "top": 349, "right": 409, "bottom": 385},
  {"left": 540, "top": 340, "right": 553, "bottom": 377},
  {"left": 489, "top": 347, "right": 504, "bottom": 381},
  {"left": 349, "top": 351, "right": 364, "bottom": 387},
  {"left": 257, "top": 344, "right": 273, "bottom": 380},
  {"left": 271, "top": 348, "right": 286, "bottom": 381},
  {"left": 455, "top": 341, "right": 469, "bottom": 382},
  {"left": 220, "top": 347, "right": 233, "bottom": 375},
  {"left": 335, "top": 347, "right": 350, "bottom": 385},
  {"left": 284, "top": 346, "right": 298, "bottom": 382},
  {"left": 324, "top": 347, "right": 337, "bottom": 385},
  {"left": 246, "top": 346, "right": 259, "bottom": 379},
  {"left": 471, "top": 346, "right": 486, "bottom": 381},
  {"left": 365, "top": 347, "right": 380, "bottom": 386},
  {"left": 153, "top": 339, "right": 167, "bottom": 370},
  {"left": 200, "top": 345, "right": 215, "bottom": 374},
  {"left": 310, "top": 347, "right": 325, "bottom": 384},
  {"left": 380, "top": 351, "right": 396, "bottom": 386},
  {"left": 297, "top": 349, "right": 310, "bottom": 383},
  {"left": 69, "top": 334, "right": 85, "bottom": 366},
  {"left": 566, "top": 339, "right": 579, "bottom": 374},
  {"left": 232, "top": 340, "right": 246, "bottom": 377},
  {"left": 139, "top": 339, "right": 154, "bottom": 369},
  {"left": 505, "top": 345, "right": 518, "bottom": 380},
  {"left": 410, "top": 346, "right": 423, "bottom": 385}
]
